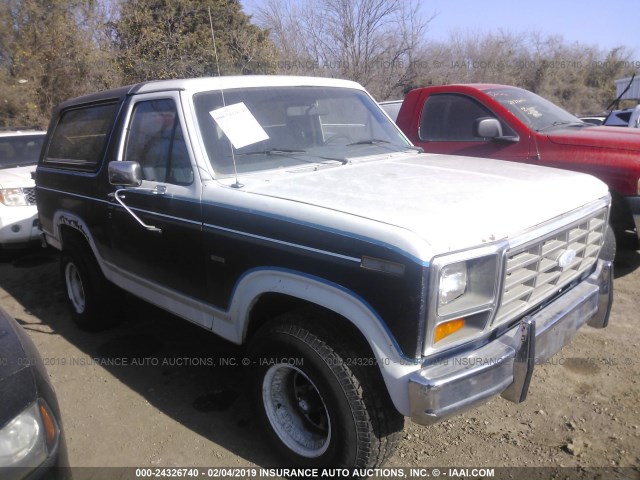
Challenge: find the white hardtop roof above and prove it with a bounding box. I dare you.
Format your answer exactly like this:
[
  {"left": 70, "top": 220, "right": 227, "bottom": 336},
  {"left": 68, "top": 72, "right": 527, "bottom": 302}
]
[{"left": 134, "top": 75, "right": 366, "bottom": 94}]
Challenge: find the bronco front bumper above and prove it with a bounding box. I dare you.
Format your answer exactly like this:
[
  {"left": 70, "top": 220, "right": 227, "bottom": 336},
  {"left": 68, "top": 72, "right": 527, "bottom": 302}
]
[{"left": 408, "top": 259, "right": 612, "bottom": 426}]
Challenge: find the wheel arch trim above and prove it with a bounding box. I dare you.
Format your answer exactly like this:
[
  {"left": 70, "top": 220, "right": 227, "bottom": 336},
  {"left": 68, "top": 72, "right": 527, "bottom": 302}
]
[
  {"left": 50, "top": 211, "right": 102, "bottom": 258},
  {"left": 227, "top": 267, "right": 421, "bottom": 415}
]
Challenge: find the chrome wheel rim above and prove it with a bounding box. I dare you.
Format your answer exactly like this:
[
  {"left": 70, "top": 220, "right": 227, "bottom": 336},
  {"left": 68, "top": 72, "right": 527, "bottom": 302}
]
[
  {"left": 65, "top": 262, "right": 86, "bottom": 314},
  {"left": 262, "top": 363, "right": 331, "bottom": 458}
]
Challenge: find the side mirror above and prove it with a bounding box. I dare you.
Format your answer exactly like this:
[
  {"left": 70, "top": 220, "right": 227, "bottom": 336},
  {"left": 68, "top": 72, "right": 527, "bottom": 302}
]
[
  {"left": 474, "top": 117, "right": 520, "bottom": 143},
  {"left": 109, "top": 161, "right": 142, "bottom": 187},
  {"left": 474, "top": 117, "right": 502, "bottom": 138}
]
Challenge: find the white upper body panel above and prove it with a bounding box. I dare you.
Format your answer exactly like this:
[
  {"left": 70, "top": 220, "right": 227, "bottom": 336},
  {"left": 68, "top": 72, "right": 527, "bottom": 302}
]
[{"left": 210, "top": 151, "right": 608, "bottom": 259}]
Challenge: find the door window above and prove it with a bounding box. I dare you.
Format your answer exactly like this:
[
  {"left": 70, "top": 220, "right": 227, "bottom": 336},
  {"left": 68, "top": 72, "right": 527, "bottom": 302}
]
[
  {"left": 124, "top": 99, "right": 194, "bottom": 185},
  {"left": 419, "top": 94, "right": 514, "bottom": 141}
]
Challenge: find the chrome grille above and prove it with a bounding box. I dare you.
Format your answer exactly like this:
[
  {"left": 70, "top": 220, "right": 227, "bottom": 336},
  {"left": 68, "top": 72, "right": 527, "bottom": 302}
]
[
  {"left": 23, "top": 187, "right": 36, "bottom": 205},
  {"left": 494, "top": 209, "right": 607, "bottom": 327}
]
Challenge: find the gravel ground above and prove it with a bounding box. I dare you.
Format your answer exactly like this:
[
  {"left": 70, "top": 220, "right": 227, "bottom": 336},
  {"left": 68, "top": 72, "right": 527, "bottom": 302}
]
[{"left": 0, "top": 246, "right": 639, "bottom": 478}]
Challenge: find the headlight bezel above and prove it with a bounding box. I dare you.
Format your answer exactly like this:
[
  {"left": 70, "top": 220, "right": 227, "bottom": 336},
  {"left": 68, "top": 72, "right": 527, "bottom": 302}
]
[{"left": 425, "top": 242, "right": 507, "bottom": 355}]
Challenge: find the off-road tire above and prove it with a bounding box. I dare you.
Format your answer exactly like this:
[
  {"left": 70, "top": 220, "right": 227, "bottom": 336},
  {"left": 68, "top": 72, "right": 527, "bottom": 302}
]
[{"left": 248, "top": 310, "right": 404, "bottom": 469}]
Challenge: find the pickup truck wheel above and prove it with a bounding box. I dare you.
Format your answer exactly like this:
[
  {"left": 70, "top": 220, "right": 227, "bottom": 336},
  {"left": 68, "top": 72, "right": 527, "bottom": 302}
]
[
  {"left": 249, "top": 313, "right": 404, "bottom": 468},
  {"left": 60, "top": 239, "right": 115, "bottom": 331}
]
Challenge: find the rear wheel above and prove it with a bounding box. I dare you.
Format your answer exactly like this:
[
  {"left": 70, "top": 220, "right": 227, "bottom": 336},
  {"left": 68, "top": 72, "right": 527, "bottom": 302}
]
[
  {"left": 249, "top": 310, "right": 404, "bottom": 468},
  {"left": 60, "top": 238, "right": 116, "bottom": 330}
]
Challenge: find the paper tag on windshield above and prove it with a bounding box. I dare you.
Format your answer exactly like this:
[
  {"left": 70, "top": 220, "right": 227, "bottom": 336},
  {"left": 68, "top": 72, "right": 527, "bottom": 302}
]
[{"left": 210, "top": 102, "right": 269, "bottom": 149}]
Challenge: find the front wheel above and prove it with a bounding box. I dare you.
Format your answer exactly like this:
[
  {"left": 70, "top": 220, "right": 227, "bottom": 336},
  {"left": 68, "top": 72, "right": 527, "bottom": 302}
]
[
  {"left": 249, "top": 312, "right": 404, "bottom": 468},
  {"left": 60, "top": 238, "right": 116, "bottom": 330}
]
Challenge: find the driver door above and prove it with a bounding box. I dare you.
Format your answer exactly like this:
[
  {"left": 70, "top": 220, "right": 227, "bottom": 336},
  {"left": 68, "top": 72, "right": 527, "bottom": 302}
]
[
  {"left": 416, "top": 93, "right": 530, "bottom": 161},
  {"left": 108, "top": 93, "right": 207, "bottom": 306}
]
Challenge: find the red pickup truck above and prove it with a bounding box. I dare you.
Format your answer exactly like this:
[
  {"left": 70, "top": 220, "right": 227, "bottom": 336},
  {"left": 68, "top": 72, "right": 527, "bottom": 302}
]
[{"left": 382, "top": 84, "right": 640, "bottom": 248}]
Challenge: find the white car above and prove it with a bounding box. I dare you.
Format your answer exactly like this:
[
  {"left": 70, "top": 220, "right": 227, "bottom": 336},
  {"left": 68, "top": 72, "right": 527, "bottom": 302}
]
[
  {"left": 630, "top": 105, "right": 640, "bottom": 128},
  {"left": 579, "top": 115, "right": 607, "bottom": 126},
  {"left": 0, "top": 129, "right": 46, "bottom": 252},
  {"left": 603, "top": 105, "right": 640, "bottom": 128},
  {"left": 379, "top": 99, "right": 403, "bottom": 122}
]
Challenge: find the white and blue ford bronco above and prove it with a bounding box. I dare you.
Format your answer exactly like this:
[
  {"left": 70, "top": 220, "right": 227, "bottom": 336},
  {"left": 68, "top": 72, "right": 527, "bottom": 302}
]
[{"left": 36, "top": 76, "right": 613, "bottom": 469}]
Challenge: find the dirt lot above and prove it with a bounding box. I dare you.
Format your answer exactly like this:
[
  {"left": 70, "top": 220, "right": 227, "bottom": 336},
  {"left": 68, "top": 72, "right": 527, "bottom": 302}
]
[{"left": 0, "top": 245, "right": 639, "bottom": 475}]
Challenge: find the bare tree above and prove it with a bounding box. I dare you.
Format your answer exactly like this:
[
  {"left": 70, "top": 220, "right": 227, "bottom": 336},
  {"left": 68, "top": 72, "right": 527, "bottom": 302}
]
[{"left": 254, "top": 0, "right": 433, "bottom": 99}]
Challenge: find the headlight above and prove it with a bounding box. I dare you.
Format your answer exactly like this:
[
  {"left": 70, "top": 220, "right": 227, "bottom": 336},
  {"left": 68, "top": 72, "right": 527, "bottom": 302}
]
[
  {"left": 438, "top": 262, "right": 467, "bottom": 306},
  {"left": 427, "top": 246, "right": 503, "bottom": 354},
  {"left": 0, "top": 400, "right": 60, "bottom": 479},
  {"left": 0, "top": 188, "right": 29, "bottom": 206}
]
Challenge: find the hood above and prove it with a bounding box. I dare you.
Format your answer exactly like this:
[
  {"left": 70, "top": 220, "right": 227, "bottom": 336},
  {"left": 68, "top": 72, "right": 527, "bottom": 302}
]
[
  {"left": 243, "top": 153, "right": 608, "bottom": 253},
  {"left": 0, "top": 307, "right": 40, "bottom": 382},
  {"left": 0, "top": 165, "right": 37, "bottom": 189},
  {"left": 546, "top": 125, "right": 640, "bottom": 152},
  {"left": 0, "top": 308, "right": 39, "bottom": 428}
]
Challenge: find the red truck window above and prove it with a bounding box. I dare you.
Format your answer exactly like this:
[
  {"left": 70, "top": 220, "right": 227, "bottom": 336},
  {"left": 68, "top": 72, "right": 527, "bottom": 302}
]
[{"left": 419, "top": 94, "right": 513, "bottom": 142}]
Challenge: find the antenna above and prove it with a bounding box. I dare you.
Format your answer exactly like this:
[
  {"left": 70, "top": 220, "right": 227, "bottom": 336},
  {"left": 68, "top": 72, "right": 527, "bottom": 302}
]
[
  {"left": 208, "top": 7, "right": 243, "bottom": 189},
  {"left": 532, "top": 132, "right": 541, "bottom": 161}
]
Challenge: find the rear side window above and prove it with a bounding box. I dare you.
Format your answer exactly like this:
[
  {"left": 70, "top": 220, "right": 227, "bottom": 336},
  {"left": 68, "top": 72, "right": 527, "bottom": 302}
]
[
  {"left": 419, "top": 94, "right": 513, "bottom": 141},
  {"left": 46, "top": 103, "right": 119, "bottom": 170}
]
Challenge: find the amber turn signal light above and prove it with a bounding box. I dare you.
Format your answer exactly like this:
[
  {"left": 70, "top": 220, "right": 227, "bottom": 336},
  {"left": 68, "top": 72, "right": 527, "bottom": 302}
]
[
  {"left": 38, "top": 401, "right": 58, "bottom": 449},
  {"left": 434, "top": 318, "right": 465, "bottom": 343}
]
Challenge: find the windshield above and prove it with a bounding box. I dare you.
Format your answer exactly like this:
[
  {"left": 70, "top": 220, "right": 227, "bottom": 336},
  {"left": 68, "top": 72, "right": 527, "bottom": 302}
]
[
  {"left": 193, "top": 86, "right": 411, "bottom": 176},
  {"left": 0, "top": 134, "right": 45, "bottom": 169},
  {"left": 483, "top": 87, "right": 583, "bottom": 132}
]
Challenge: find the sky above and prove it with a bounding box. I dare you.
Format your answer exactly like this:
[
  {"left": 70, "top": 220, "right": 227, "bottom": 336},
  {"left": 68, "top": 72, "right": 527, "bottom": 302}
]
[
  {"left": 242, "top": 0, "right": 640, "bottom": 59},
  {"left": 420, "top": 0, "right": 640, "bottom": 56}
]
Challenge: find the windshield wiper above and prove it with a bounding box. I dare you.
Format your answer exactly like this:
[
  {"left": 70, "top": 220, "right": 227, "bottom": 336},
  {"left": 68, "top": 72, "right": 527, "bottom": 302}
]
[
  {"left": 318, "top": 156, "right": 350, "bottom": 165},
  {"left": 406, "top": 146, "right": 424, "bottom": 152},
  {"left": 238, "top": 148, "right": 307, "bottom": 156},
  {"left": 347, "top": 139, "right": 390, "bottom": 146},
  {"left": 537, "top": 121, "right": 586, "bottom": 132},
  {"left": 285, "top": 156, "right": 350, "bottom": 172}
]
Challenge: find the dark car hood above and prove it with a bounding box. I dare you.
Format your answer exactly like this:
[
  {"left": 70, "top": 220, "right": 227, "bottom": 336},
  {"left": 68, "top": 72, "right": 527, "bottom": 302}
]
[
  {"left": 0, "top": 310, "right": 39, "bottom": 428},
  {"left": 546, "top": 125, "right": 640, "bottom": 152}
]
